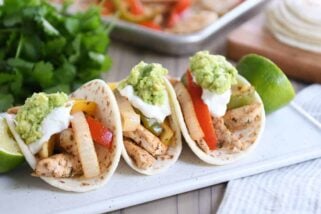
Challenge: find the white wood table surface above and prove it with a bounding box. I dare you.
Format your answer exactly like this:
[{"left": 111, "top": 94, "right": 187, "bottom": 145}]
[{"left": 103, "top": 2, "right": 306, "bottom": 213}]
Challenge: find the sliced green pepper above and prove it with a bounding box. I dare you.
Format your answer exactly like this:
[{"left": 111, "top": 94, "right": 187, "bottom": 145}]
[
  {"left": 113, "top": 0, "right": 155, "bottom": 23},
  {"left": 137, "top": 110, "right": 163, "bottom": 136},
  {"left": 228, "top": 84, "right": 255, "bottom": 109}
]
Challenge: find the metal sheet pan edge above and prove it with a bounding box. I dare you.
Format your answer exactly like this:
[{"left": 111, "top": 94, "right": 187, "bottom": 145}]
[{"left": 105, "top": 0, "right": 266, "bottom": 55}]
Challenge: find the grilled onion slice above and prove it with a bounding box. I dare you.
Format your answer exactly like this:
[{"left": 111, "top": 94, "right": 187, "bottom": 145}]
[{"left": 71, "top": 111, "right": 100, "bottom": 178}]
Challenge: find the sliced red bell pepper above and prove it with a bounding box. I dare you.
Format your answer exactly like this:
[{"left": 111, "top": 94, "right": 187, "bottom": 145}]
[
  {"left": 167, "top": 12, "right": 180, "bottom": 28},
  {"left": 86, "top": 116, "right": 113, "bottom": 149},
  {"left": 140, "top": 21, "right": 161, "bottom": 30},
  {"left": 166, "top": 0, "right": 190, "bottom": 28},
  {"left": 174, "top": 0, "right": 190, "bottom": 13},
  {"left": 186, "top": 70, "right": 217, "bottom": 150},
  {"left": 101, "top": 0, "right": 115, "bottom": 15},
  {"left": 127, "top": 0, "right": 144, "bottom": 15}
]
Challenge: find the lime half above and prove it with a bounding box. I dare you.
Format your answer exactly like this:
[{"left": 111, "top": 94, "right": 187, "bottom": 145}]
[
  {"left": 0, "top": 116, "right": 24, "bottom": 173},
  {"left": 237, "top": 54, "right": 295, "bottom": 113}
]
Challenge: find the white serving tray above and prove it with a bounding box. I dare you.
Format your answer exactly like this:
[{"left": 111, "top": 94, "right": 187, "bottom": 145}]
[{"left": 1, "top": 101, "right": 321, "bottom": 213}]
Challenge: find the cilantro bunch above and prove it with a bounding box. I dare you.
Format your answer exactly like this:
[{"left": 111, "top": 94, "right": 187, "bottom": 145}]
[{"left": 0, "top": 0, "right": 112, "bottom": 111}]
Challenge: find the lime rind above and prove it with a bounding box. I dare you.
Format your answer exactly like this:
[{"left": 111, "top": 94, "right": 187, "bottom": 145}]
[
  {"left": 237, "top": 54, "right": 295, "bottom": 113},
  {"left": 0, "top": 148, "right": 23, "bottom": 156},
  {"left": 0, "top": 115, "right": 25, "bottom": 173},
  {"left": 0, "top": 149, "right": 24, "bottom": 173}
]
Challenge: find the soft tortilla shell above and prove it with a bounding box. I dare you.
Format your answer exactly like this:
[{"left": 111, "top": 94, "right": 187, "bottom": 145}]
[
  {"left": 284, "top": 0, "right": 321, "bottom": 26},
  {"left": 6, "top": 79, "right": 123, "bottom": 192},
  {"left": 120, "top": 78, "right": 182, "bottom": 175},
  {"left": 268, "top": 1, "right": 321, "bottom": 41},
  {"left": 172, "top": 75, "right": 265, "bottom": 165},
  {"left": 266, "top": 0, "right": 321, "bottom": 53}
]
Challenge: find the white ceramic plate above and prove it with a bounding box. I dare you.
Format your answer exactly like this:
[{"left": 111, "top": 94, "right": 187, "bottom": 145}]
[{"left": 1, "top": 101, "right": 321, "bottom": 213}]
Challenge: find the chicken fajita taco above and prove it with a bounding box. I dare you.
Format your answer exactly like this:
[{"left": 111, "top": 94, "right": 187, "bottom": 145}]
[
  {"left": 112, "top": 62, "right": 182, "bottom": 175},
  {"left": 171, "top": 51, "right": 265, "bottom": 165},
  {"left": 4, "top": 79, "right": 122, "bottom": 192}
]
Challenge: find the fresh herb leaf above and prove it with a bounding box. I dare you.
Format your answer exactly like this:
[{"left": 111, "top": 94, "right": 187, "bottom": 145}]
[
  {"left": 0, "top": 73, "right": 15, "bottom": 85},
  {"left": 65, "top": 17, "right": 79, "bottom": 34},
  {"left": 0, "top": 0, "right": 111, "bottom": 109},
  {"left": 10, "top": 71, "right": 23, "bottom": 96},
  {"left": 7, "top": 58, "right": 34, "bottom": 72},
  {"left": 44, "top": 84, "right": 70, "bottom": 94},
  {"left": 44, "top": 37, "right": 66, "bottom": 56},
  {"left": 32, "top": 61, "right": 54, "bottom": 88},
  {"left": 54, "top": 62, "right": 76, "bottom": 84},
  {"left": 0, "top": 94, "right": 14, "bottom": 111}
]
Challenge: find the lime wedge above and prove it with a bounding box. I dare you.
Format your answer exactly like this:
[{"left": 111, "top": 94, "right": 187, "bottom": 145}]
[
  {"left": 237, "top": 54, "right": 295, "bottom": 113},
  {"left": 0, "top": 116, "right": 24, "bottom": 173}
]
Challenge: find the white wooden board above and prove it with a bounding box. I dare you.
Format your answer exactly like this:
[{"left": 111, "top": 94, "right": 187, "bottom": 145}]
[{"left": 1, "top": 101, "right": 321, "bottom": 213}]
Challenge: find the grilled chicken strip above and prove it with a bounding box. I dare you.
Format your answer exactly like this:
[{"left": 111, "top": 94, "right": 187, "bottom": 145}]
[
  {"left": 59, "top": 128, "right": 79, "bottom": 157},
  {"left": 34, "top": 153, "right": 82, "bottom": 178},
  {"left": 174, "top": 81, "right": 204, "bottom": 141},
  {"left": 124, "top": 124, "right": 167, "bottom": 156},
  {"left": 7, "top": 106, "right": 20, "bottom": 114},
  {"left": 224, "top": 103, "right": 261, "bottom": 131},
  {"left": 212, "top": 117, "right": 242, "bottom": 151},
  {"left": 200, "top": 0, "right": 241, "bottom": 15},
  {"left": 167, "top": 10, "right": 218, "bottom": 34},
  {"left": 174, "top": 81, "right": 210, "bottom": 153},
  {"left": 58, "top": 129, "right": 83, "bottom": 168},
  {"left": 115, "top": 91, "right": 140, "bottom": 132},
  {"left": 124, "top": 139, "right": 156, "bottom": 169}
]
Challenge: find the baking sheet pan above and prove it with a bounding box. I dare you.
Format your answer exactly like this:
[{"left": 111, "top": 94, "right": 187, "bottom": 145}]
[
  {"left": 105, "top": 0, "right": 265, "bottom": 55},
  {"left": 1, "top": 100, "right": 321, "bottom": 213}
]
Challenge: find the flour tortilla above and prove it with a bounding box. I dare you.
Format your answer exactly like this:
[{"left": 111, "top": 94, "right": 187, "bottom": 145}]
[
  {"left": 268, "top": 1, "right": 321, "bottom": 41},
  {"left": 6, "top": 79, "right": 123, "bottom": 192},
  {"left": 172, "top": 75, "right": 265, "bottom": 165},
  {"left": 266, "top": 0, "right": 321, "bottom": 53},
  {"left": 120, "top": 78, "right": 182, "bottom": 175},
  {"left": 284, "top": 0, "right": 321, "bottom": 26}
]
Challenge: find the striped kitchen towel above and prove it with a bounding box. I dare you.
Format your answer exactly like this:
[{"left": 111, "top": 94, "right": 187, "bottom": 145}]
[{"left": 218, "top": 84, "right": 321, "bottom": 214}]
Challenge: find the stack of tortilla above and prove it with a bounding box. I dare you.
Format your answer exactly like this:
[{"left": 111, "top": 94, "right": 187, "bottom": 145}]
[{"left": 266, "top": 0, "right": 321, "bottom": 53}]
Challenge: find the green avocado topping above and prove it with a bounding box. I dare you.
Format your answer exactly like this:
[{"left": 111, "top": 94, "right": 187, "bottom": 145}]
[
  {"left": 118, "top": 61, "right": 168, "bottom": 105},
  {"left": 189, "top": 51, "right": 238, "bottom": 94},
  {"left": 15, "top": 92, "right": 68, "bottom": 144}
]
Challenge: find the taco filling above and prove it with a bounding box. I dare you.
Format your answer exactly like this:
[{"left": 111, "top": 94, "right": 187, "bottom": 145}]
[
  {"left": 6, "top": 92, "right": 113, "bottom": 179},
  {"left": 116, "top": 62, "right": 180, "bottom": 172},
  {"left": 173, "top": 51, "right": 263, "bottom": 156}
]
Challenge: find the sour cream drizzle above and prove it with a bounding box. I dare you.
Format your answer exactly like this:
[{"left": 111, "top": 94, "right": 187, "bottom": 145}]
[
  {"left": 28, "top": 101, "right": 73, "bottom": 154},
  {"left": 192, "top": 74, "right": 231, "bottom": 117},
  {"left": 118, "top": 85, "right": 171, "bottom": 123}
]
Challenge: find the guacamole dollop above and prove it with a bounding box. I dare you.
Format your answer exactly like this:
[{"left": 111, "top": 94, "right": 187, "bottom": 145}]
[
  {"left": 190, "top": 51, "right": 237, "bottom": 94},
  {"left": 15, "top": 92, "right": 68, "bottom": 144},
  {"left": 118, "top": 61, "right": 168, "bottom": 105}
]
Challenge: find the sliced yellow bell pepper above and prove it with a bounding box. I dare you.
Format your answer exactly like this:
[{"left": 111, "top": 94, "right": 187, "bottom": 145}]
[
  {"left": 160, "top": 119, "right": 174, "bottom": 146},
  {"left": 38, "top": 134, "right": 58, "bottom": 158},
  {"left": 108, "top": 82, "right": 118, "bottom": 91},
  {"left": 71, "top": 99, "right": 97, "bottom": 116},
  {"left": 113, "top": 0, "right": 156, "bottom": 23}
]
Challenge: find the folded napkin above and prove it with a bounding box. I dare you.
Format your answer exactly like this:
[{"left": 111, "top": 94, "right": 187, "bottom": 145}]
[{"left": 218, "top": 84, "right": 321, "bottom": 214}]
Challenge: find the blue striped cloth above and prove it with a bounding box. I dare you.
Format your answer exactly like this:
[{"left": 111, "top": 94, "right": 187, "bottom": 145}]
[{"left": 218, "top": 84, "right": 321, "bottom": 214}]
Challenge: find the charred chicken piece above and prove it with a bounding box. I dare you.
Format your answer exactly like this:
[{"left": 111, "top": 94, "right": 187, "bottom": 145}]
[
  {"left": 224, "top": 103, "right": 261, "bottom": 131},
  {"left": 124, "top": 124, "right": 168, "bottom": 156},
  {"left": 124, "top": 139, "right": 156, "bottom": 169},
  {"left": 34, "top": 153, "right": 82, "bottom": 178}
]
